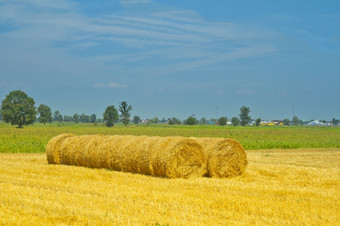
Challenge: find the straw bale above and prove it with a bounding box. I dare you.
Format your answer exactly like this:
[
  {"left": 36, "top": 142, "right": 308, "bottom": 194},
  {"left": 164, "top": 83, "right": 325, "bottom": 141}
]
[
  {"left": 46, "top": 134, "right": 75, "bottom": 164},
  {"left": 46, "top": 134, "right": 207, "bottom": 178},
  {"left": 101, "top": 135, "right": 207, "bottom": 178},
  {"left": 149, "top": 136, "right": 206, "bottom": 178},
  {"left": 193, "top": 137, "right": 248, "bottom": 178}
]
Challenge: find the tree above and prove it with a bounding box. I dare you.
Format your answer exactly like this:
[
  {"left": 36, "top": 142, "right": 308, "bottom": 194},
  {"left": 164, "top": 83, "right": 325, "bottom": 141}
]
[
  {"left": 149, "top": 117, "right": 159, "bottom": 124},
  {"left": 80, "top": 113, "right": 90, "bottom": 123},
  {"left": 255, "top": 118, "right": 261, "bottom": 127},
  {"left": 168, "top": 117, "right": 181, "bottom": 125},
  {"left": 0, "top": 112, "right": 2, "bottom": 121},
  {"left": 103, "top": 105, "right": 119, "bottom": 127},
  {"left": 292, "top": 116, "right": 301, "bottom": 126},
  {"left": 218, "top": 116, "right": 228, "bottom": 126},
  {"left": 184, "top": 115, "right": 198, "bottom": 125},
  {"left": 133, "top": 116, "right": 141, "bottom": 124},
  {"left": 283, "top": 118, "right": 290, "bottom": 125},
  {"left": 53, "top": 110, "right": 63, "bottom": 122},
  {"left": 73, "top": 113, "right": 80, "bottom": 123},
  {"left": 1, "top": 90, "right": 36, "bottom": 128},
  {"left": 239, "top": 106, "right": 251, "bottom": 126},
  {"left": 119, "top": 101, "right": 132, "bottom": 126},
  {"left": 231, "top": 117, "right": 240, "bottom": 126},
  {"left": 63, "top": 115, "right": 73, "bottom": 122},
  {"left": 199, "top": 117, "right": 207, "bottom": 124},
  {"left": 331, "top": 118, "right": 340, "bottom": 126},
  {"left": 37, "top": 104, "right": 52, "bottom": 125},
  {"left": 95, "top": 118, "right": 104, "bottom": 123},
  {"left": 90, "top": 114, "right": 96, "bottom": 123}
]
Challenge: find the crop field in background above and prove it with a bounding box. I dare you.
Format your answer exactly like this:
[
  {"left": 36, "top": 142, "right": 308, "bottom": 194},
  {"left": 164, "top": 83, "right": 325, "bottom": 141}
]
[
  {"left": 0, "top": 149, "right": 339, "bottom": 225},
  {"left": 1, "top": 122, "right": 340, "bottom": 153}
]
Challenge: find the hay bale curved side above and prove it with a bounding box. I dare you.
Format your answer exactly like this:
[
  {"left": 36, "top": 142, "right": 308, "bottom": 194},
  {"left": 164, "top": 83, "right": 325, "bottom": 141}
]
[
  {"left": 86, "top": 135, "right": 113, "bottom": 169},
  {"left": 103, "top": 135, "right": 206, "bottom": 178},
  {"left": 193, "top": 137, "right": 248, "bottom": 178},
  {"left": 46, "top": 134, "right": 207, "bottom": 178},
  {"left": 46, "top": 134, "right": 75, "bottom": 164}
]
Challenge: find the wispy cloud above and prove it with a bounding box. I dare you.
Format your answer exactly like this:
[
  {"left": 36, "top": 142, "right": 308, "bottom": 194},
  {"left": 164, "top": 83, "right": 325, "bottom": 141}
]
[
  {"left": 6, "top": 0, "right": 74, "bottom": 10},
  {"left": 0, "top": 0, "right": 279, "bottom": 85}
]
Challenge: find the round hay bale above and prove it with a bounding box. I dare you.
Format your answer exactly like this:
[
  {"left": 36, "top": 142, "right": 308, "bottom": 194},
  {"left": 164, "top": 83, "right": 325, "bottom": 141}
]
[
  {"left": 46, "top": 134, "right": 75, "bottom": 164},
  {"left": 46, "top": 134, "right": 207, "bottom": 179},
  {"left": 149, "top": 136, "right": 207, "bottom": 178},
  {"left": 86, "top": 135, "right": 113, "bottom": 169},
  {"left": 101, "top": 135, "right": 207, "bottom": 178},
  {"left": 193, "top": 137, "right": 248, "bottom": 178}
]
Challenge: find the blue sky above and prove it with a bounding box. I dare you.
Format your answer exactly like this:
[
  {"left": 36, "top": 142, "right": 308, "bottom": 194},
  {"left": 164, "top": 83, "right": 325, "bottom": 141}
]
[{"left": 1, "top": 0, "right": 339, "bottom": 121}]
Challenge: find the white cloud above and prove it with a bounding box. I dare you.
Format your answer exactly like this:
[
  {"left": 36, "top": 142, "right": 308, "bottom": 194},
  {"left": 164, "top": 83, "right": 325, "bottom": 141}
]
[{"left": 0, "top": 0, "right": 279, "bottom": 84}]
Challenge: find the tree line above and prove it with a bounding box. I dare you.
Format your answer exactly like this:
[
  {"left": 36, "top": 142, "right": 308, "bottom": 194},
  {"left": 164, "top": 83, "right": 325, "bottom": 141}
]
[
  {"left": 0, "top": 90, "right": 132, "bottom": 128},
  {"left": 1, "top": 90, "right": 339, "bottom": 128}
]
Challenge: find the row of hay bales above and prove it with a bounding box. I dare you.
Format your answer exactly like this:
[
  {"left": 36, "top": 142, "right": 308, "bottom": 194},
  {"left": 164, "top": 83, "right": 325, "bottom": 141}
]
[{"left": 46, "top": 134, "right": 247, "bottom": 179}]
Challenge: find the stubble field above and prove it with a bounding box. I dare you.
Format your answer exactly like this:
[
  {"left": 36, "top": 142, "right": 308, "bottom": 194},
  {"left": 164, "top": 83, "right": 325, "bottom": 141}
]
[{"left": 0, "top": 123, "right": 339, "bottom": 225}]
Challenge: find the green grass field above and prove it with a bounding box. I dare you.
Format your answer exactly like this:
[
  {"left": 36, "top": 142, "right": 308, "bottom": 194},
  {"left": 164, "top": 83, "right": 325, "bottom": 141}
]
[{"left": 1, "top": 122, "right": 339, "bottom": 153}]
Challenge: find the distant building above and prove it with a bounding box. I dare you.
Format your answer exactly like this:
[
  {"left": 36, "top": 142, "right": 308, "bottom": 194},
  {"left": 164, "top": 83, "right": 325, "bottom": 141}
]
[
  {"left": 271, "top": 120, "right": 284, "bottom": 126},
  {"left": 307, "top": 120, "right": 327, "bottom": 126},
  {"left": 257, "top": 120, "right": 283, "bottom": 126}
]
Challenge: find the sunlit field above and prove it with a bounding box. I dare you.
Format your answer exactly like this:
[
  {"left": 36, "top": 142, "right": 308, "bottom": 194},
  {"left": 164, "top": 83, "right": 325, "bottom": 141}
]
[
  {"left": 1, "top": 122, "right": 340, "bottom": 153},
  {"left": 0, "top": 149, "right": 339, "bottom": 225},
  {"left": 0, "top": 123, "right": 339, "bottom": 224}
]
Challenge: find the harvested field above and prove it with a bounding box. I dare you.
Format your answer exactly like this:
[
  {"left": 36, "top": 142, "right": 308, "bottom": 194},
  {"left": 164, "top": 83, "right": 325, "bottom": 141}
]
[{"left": 0, "top": 148, "right": 339, "bottom": 225}]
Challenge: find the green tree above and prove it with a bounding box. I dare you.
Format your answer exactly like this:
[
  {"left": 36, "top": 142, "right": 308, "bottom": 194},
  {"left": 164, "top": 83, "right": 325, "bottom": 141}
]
[
  {"left": 95, "top": 118, "right": 104, "bottom": 123},
  {"left": 1, "top": 90, "right": 36, "bottom": 128},
  {"left": 184, "top": 115, "right": 198, "bottom": 125},
  {"left": 292, "top": 116, "right": 301, "bottom": 126},
  {"left": 103, "top": 105, "right": 119, "bottom": 127},
  {"left": 53, "top": 110, "right": 63, "bottom": 122},
  {"left": 37, "top": 104, "right": 52, "bottom": 125},
  {"left": 73, "top": 113, "right": 80, "bottom": 123},
  {"left": 63, "top": 115, "right": 73, "bottom": 122},
  {"left": 0, "top": 112, "right": 2, "bottom": 121},
  {"left": 218, "top": 116, "right": 228, "bottom": 126},
  {"left": 255, "top": 118, "right": 261, "bottom": 127},
  {"left": 283, "top": 118, "right": 290, "bottom": 126},
  {"left": 231, "top": 117, "right": 240, "bottom": 126},
  {"left": 149, "top": 117, "right": 159, "bottom": 124},
  {"left": 119, "top": 101, "right": 132, "bottom": 126},
  {"left": 133, "top": 115, "right": 141, "bottom": 124},
  {"left": 239, "top": 106, "right": 251, "bottom": 126},
  {"left": 90, "top": 114, "right": 96, "bottom": 123},
  {"left": 331, "top": 118, "right": 340, "bottom": 126},
  {"left": 199, "top": 117, "right": 207, "bottom": 124},
  {"left": 173, "top": 117, "right": 181, "bottom": 125},
  {"left": 80, "top": 113, "right": 90, "bottom": 123},
  {"left": 168, "top": 117, "right": 181, "bottom": 125}
]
